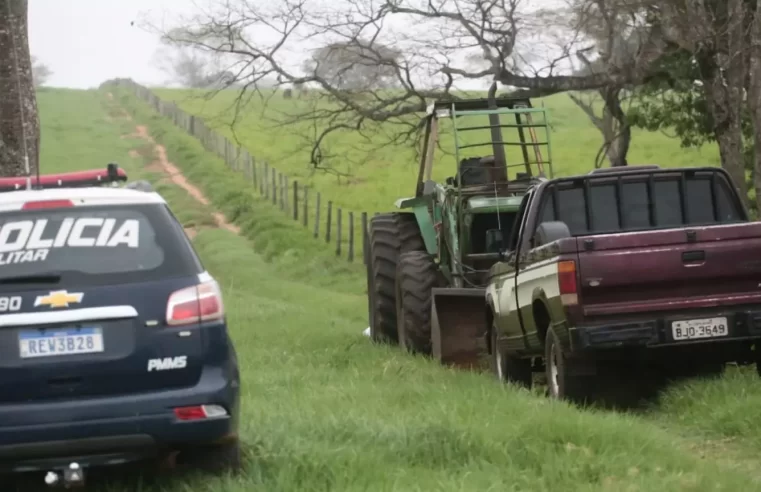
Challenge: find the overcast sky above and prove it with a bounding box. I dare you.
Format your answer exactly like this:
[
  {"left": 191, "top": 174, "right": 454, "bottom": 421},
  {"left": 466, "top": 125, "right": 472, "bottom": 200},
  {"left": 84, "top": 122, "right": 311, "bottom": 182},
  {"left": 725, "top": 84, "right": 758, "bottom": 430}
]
[
  {"left": 28, "top": 0, "right": 569, "bottom": 90},
  {"left": 29, "top": 0, "right": 191, "bottom": 89}
]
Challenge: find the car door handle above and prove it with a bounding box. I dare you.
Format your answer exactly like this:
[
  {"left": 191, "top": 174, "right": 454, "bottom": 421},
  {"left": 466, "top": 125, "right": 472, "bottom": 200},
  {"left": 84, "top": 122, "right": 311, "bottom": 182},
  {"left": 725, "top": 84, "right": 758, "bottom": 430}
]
[{"left": 682, "top": 250, "right": 705, "bottom": 263}]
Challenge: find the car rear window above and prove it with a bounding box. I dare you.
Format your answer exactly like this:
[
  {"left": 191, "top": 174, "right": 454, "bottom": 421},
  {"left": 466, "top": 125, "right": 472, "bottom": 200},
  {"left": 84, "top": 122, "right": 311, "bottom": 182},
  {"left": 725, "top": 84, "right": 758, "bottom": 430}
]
[
  {"left": 536, "top": 171, "right": 745, "bottom": 236},
  {"left": 0, "top": 203, "right": 202, "bottom": 290}
]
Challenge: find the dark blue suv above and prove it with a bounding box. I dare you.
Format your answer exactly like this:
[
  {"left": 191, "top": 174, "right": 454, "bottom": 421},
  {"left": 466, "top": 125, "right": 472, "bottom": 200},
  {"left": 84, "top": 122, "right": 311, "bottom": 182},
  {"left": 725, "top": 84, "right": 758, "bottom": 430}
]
[{"left": 0, "top": 167, "right": 240, "bottom": 486}]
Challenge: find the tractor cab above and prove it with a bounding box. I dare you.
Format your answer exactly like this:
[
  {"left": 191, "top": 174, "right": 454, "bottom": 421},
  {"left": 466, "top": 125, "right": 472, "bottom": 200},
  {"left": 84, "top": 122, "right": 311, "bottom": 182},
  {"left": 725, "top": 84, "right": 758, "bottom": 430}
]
[{"left": 414, "top": 91, "right": 553, "bottom": 287}]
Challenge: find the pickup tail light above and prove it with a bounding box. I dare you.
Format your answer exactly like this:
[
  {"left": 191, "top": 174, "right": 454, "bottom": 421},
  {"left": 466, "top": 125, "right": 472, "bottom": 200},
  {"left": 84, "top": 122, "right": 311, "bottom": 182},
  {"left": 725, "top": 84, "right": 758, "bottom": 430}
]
[
  {"left": 166, "top": 279, "right": 225, "bottom": 326},
  {"left": 22, "top": 199, "right": 74, "bottom": 210},
  {"left": 558, "top": 260, "right": 578, "bottom": 306}
]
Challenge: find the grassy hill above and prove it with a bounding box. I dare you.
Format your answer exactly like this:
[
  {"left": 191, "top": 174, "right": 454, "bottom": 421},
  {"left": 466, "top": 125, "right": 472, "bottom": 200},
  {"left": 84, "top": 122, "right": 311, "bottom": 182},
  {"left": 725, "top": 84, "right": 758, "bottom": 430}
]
[
  {"left": 154, "top": 88, "right": 722, "bottom": 216},
  {"left": 14, "top": 87, "right": 761, "bottom": 491}
]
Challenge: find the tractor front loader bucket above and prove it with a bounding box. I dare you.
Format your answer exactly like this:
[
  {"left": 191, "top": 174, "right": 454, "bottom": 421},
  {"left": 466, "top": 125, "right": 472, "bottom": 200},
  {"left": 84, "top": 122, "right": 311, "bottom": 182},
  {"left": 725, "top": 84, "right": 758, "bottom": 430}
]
[{"left": 431, "top": 288, "right": 489, "bottom": 370}]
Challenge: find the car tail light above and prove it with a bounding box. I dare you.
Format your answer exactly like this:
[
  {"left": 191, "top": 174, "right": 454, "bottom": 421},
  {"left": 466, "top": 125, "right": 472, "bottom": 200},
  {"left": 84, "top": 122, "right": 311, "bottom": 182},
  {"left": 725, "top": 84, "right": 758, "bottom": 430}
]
[
  {"left": 174, "top": 405, "right": 228, "bottom": 421},
  {"left": 558, "top": 260, "right": 578, "bottom": 306},
  {"left": 22, "top": 199, "right": 74, "bottom": 210},
  {"left": 166, "top": 279, "right": 224, "bottom": 326}
]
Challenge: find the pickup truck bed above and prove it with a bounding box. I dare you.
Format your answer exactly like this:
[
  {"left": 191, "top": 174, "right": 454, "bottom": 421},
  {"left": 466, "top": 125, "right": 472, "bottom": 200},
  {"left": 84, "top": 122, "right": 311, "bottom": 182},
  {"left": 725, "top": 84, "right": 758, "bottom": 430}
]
[{"left": 486, "top": 166, "right": 761, "bottom": 403}]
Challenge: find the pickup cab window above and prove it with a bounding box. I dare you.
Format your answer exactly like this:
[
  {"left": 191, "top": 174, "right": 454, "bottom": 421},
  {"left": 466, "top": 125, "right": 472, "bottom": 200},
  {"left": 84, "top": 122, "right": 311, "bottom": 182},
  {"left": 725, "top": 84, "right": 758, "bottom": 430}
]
[{"left": 534, "top": 171, "right": 744, "bottom": 236}]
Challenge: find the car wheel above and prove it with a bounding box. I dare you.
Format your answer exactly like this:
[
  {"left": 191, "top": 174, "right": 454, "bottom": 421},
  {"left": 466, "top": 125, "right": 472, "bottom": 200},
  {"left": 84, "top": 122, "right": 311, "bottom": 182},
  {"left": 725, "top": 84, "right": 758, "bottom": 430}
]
[
  {"left": 545, "top": 327, "right": 592, "bottom": 404},
  {"left": 491, "top": 322, "right": 532, "bottom": 388}
]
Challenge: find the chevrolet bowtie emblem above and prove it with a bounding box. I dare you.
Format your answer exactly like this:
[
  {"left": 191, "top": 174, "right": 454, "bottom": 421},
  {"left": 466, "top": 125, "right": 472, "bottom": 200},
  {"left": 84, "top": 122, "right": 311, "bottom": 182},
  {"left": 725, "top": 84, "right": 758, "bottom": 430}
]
[{"left": 34, "top": 290, "right": 84, "bottom": 308}]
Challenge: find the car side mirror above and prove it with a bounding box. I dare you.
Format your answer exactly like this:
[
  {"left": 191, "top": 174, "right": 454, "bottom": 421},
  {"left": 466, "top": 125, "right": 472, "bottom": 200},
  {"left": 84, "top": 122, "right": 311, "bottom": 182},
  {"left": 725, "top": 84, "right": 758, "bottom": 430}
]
[{"left": 485, "top": 228, "right": 504, "bottom": 258}]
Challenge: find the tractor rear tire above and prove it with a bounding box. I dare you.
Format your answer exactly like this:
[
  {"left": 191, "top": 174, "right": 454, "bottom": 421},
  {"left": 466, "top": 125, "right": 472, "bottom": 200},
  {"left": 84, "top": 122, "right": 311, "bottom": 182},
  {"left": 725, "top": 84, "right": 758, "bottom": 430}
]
[
  {"left": 396, "top": 251, "right": 443, "bottom": 354},
  {"left": 367, "top": 213, "right": 425, "bottom": 344}
]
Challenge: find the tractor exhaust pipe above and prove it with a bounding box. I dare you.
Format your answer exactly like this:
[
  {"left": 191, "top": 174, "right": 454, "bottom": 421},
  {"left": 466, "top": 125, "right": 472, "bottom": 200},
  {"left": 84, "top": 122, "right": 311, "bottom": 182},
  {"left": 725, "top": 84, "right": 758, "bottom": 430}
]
[{"left": 487, "top": 81, "right": 508, "bottom": 183}]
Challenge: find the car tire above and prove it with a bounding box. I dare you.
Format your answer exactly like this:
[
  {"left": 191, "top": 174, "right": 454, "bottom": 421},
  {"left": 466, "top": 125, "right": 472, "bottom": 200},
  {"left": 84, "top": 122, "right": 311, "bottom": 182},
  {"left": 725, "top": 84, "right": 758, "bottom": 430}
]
[
  {"left": 545, "top": 327, "right": 592, "bottom": 404},
  {"left": 491, "top": 322, "right": 532, "bottom": 388},
  {"left": 367, "top": 213, "right": 425, "bottom": 344},
  {"left": 395, "top": 251, "right": 443, "bottom": 354},
  {"left": 179, "top": 439, "right": 242, "bottom": 474}
]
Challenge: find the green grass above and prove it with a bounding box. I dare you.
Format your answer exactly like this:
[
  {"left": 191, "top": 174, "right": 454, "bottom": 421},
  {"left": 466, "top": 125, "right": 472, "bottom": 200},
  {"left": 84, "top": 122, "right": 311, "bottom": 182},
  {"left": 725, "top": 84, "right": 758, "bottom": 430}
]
[
  {"left": 154, "top": 88, "right": 722, "bottom": 218},
  {"left": 16, "top": 86, "right": 761, "bottom": 491}
]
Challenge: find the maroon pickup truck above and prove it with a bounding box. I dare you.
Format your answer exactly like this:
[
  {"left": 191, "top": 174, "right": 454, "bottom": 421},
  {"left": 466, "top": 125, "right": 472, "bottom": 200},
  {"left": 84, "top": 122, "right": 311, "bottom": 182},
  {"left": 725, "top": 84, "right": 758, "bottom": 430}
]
[{"left": 486, "top": 165, "right": 761, "bottom": 402}]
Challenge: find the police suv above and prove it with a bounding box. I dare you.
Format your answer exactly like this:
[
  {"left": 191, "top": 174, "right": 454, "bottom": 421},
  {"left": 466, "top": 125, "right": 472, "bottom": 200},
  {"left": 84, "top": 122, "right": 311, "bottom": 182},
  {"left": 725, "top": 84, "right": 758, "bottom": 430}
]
[{"left": 0, "top": 165, "right": 240, "bottom": 487}]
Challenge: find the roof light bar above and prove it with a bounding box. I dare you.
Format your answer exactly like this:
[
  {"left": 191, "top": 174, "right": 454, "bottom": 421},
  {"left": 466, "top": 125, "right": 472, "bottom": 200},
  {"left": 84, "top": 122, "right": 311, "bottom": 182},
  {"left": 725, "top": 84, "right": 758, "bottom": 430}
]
[{"left": 0, "top": 163, "right": 128, "bottom": 193}]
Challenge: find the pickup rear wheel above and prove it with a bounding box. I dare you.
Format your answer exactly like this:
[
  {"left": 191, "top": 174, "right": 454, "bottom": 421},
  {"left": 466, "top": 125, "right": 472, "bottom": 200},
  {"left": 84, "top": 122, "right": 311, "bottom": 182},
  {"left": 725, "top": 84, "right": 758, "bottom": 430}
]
[
  {"left": 491, "top": 322, "right": 532, "bottom": 388},
  {"left": 395, "top": 251, "right": 442, "bottom": 354},
  {"left": 545, "top": 327, "right": 592, "bottom": 404},
  {"left": 367, "top": 213, "right": 425, "bottom": 344}
]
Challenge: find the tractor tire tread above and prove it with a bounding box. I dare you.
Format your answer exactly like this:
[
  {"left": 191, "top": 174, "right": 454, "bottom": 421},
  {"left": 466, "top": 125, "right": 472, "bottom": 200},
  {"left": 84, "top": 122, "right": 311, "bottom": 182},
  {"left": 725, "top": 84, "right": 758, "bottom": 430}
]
[{"left": 367, "top": 213, "right": 425, "bottom": 343}]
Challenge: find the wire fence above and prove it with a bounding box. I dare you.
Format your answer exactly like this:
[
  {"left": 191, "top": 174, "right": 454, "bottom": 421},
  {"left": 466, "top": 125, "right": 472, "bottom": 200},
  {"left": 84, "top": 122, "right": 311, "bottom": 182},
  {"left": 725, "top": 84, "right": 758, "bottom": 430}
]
[{"left": 106, "top": 79, "right": 371, "bottom": 265}]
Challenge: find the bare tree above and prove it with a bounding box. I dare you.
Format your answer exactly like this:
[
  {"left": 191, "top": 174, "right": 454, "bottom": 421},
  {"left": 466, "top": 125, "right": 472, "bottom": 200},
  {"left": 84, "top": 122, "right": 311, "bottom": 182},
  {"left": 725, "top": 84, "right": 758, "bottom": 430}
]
[
  {"left": 0, "top": 0, "right": 39, "bottom": 177},
  {"left": 144, "top": 0, "right": 667, "bottom": 171},
  {"left": 31, "top": 55, "right": 53, "bottom": 88},
  {"left": 652, "top": 0, "right": 751, "bottom": 201},
  {"left": 560, "top": 0, "right": 650, "bottom": 167},
  {"left": 303, "top": 40, "right": 403, "bottom": 92}
]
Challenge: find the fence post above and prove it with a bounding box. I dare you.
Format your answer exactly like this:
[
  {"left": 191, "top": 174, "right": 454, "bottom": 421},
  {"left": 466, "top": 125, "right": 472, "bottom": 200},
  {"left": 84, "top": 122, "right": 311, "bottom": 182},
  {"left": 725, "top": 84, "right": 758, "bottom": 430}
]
[
  {"left": 348, "top": 211, "right": 354, "bottom": 262},
  {"left": 336, "top": 208, "right": 342, "bottom": 256},
  {"left": 361, "top": 212, "right": 369, "bottom": 266},
  {"left": 302, "top": 186, "right": 308, "bottom": 228},
  {"left": 314, "top": 193, "right": 321, "bottom": 238},
  {"left": 264, "top": 163, "right": 270, "bottom": 199},
  {"left": 293, "top": 181, "right": 299, "bottom": 221},
  {"left": 250, "top": 155, "right": 257, "bottom": 188},
  {"left": 326, "top": 201, "right": 332, "bottom": 243},
  {"left": 282, "top": 175, "right": 289, "bottom": 212},
  {"left": 271, "top": 169, "right": 277, "bottom": 205}
]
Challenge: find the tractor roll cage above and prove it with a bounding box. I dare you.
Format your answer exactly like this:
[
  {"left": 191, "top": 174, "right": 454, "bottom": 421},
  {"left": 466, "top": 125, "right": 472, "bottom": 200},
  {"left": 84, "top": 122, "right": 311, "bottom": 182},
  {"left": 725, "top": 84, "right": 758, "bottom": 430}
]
[{"left": 415, "top": 93, "right": 554, "bottom": 199}]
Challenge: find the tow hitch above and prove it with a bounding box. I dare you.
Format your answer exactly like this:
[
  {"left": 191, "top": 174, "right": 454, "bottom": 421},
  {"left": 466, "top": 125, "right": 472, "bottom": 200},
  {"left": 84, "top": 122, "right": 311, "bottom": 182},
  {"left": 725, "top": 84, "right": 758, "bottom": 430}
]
[{"left": 44, "top": 462, "right": 85, "bottom": 488}]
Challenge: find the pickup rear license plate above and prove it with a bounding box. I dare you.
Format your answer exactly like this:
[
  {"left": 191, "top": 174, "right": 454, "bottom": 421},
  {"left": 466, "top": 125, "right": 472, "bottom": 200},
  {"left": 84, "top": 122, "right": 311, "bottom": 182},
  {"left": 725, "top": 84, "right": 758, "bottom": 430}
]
[
  {"left": 671, "top": 317, "right": 728, "bottom": 341},
  {"left": 18, "top": 327, "right": 104, "bottom": 359}
]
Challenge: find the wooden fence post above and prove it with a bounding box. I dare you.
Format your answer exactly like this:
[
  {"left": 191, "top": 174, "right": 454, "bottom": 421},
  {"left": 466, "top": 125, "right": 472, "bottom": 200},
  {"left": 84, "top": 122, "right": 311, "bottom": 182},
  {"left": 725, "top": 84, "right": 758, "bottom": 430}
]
[
  {"left": 293, "top": 181, "right": 299, "bottom": 221},
  {"left": 271, "top": 170, "right": 277, "bottom": 205},
  {"left": 326, "top": 201, "right": 332, "bottom": 243},
  {"left": 314, "top": 193, "right": 321, "bottom": 238},
  {"left": 336, "top": 208, "right": 342, "bottom": 256},
  {"left": 303, "top": 186, "right": 309, "bottom": 228},
  {"left": 282, "top": 175, "right": 289, "bottom": 212},
  {"left": 348, "top": 211, "right": 354, "bottom": 262},
  {"left": 250, "top": 155, "right": 257, "bottom": 188},
  {"left": 264, "top": 163, "right": 270, "bottom": 199}
]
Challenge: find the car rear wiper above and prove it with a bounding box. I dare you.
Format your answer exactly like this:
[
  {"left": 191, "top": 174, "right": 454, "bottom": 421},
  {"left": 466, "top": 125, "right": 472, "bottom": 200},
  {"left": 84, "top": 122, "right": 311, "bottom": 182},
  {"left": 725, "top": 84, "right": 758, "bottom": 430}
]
[{"left": 0, "top": 273, "right": 62, "bottom": 285}]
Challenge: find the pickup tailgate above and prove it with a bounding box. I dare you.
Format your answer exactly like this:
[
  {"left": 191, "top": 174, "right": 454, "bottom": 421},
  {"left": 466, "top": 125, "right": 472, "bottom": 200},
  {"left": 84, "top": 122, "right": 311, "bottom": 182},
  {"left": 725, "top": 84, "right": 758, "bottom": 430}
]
[{"left": 577, "top": 222, "right": 761, "bottom": 317}]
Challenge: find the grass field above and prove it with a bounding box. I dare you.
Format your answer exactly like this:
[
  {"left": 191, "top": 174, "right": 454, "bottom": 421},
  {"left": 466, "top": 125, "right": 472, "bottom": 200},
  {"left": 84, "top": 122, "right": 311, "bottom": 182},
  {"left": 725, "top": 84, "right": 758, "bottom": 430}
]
[
  {"left": 12, "top": 87, "right": 761, "bottom": 491},
  {"left": 154, "top": 88, "right": 723, "bottom": 217}
]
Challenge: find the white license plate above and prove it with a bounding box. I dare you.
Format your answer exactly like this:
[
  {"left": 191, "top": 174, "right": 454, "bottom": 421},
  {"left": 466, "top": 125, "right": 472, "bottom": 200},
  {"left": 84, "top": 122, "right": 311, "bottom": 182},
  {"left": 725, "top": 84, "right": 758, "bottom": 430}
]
[
  {"left": 671, "top": 317, "right": 729, "bottom": 341},
  {"left": 18, "top": 327, "right": 104, "bottom": 359}
]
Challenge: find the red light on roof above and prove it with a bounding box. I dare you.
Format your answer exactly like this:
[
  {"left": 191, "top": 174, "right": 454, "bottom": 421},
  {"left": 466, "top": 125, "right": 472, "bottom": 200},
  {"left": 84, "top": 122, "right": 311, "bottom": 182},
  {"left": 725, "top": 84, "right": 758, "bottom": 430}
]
[
  {"left": 22, "top": 199, "right": 74, "bottom": 210},
  {"left": 0, "top": 167, "right": 128, "bottom": 192}
]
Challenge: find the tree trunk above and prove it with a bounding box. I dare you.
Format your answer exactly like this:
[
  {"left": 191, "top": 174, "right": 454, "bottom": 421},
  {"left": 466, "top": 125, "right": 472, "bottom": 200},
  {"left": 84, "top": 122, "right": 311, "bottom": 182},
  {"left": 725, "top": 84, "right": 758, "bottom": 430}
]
[
  {"left": 0, "top": 0, "right": 39, "bottom": 178},
  {"left": 749, "top": 0, "right": 761, "bottom": 214},
  {"left": 602, "top": 87, "right": 629, "bottom": 167},
  {"left": 696, "top": 51, "right": 748, "bottom": 204}
]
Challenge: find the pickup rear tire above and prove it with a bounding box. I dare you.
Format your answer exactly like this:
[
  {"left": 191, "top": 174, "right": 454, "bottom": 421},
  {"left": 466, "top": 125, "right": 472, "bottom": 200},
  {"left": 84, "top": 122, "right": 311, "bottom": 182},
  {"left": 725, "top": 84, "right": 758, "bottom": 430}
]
[
  {"left": 367, "top": 213, "right": 425, "bottom": 344},
  {"left": 545, "top": 327, "right": 592, "bottom": 404},
  {"left": 396, "top": 251, "right": 443, "bottom": 354},
  {"left": 491, "top": 322, "right": 532, "bottom": 388}
]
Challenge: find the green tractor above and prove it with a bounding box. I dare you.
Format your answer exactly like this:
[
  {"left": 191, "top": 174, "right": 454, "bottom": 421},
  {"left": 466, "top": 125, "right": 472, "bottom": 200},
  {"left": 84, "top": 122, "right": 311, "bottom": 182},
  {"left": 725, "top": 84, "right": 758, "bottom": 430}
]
[{"left": 365, "top": 84, "right": 554, "bottom": 368}]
